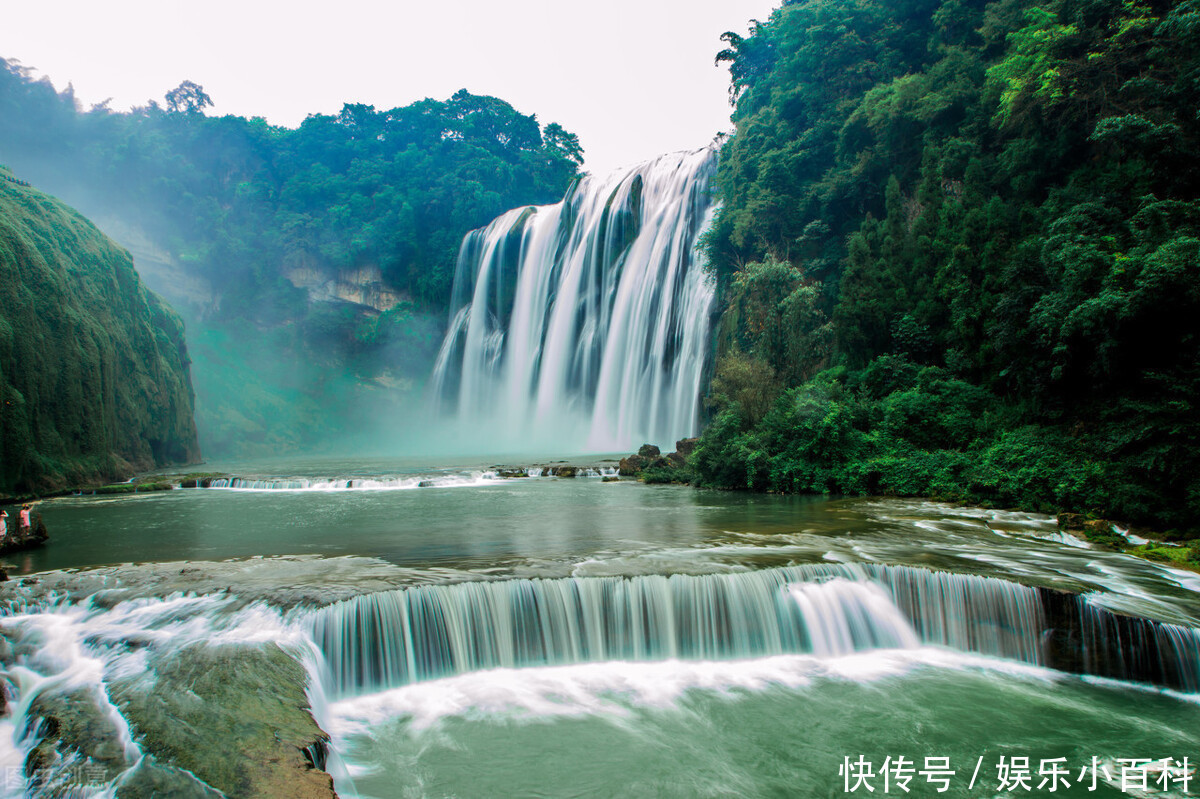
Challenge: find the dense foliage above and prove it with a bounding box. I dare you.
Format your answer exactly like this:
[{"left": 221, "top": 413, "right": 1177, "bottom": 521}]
[
  {"left": 698, "top": 0, "right": 1200, "bottom": 532},
  {"left": 0, "top": 62, "right": 583, "bottom": 454},
  {"left": 0, "top": 174, "right": 199, "bottom": 494}
]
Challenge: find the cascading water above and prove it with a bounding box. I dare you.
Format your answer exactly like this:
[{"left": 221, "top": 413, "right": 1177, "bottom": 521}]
[
  {"left": 1077, "top": 599, "right": 1200, "bottom": 692},
  {"left": 307, "top": 563, "right": 1054, "bottom": 698},
  {"left": 430, "top": 148, "right": 718, "bottom": 452}
]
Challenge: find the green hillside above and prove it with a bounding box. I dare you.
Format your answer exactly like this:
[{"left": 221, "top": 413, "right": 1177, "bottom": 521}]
[
  {"left": 0, "top": 170, "right": 199, "bottom": 494},
  {"left": 695, "top": 0, "right": 1200, "bottom": 533},
  {"left": 0, "top": 63, "right": 583, "bottom": 456}
]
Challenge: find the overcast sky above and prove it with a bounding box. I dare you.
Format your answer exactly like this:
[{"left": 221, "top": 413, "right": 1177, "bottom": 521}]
[{"left": 2, "top": 0, "right": 780, "bottom": 176}]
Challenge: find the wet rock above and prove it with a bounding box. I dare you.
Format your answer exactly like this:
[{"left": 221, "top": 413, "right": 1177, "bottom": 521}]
[
  {"left": 552, "top": 466, "right": 577, "bottom": 478},
  {"left": 1080, "top": 519, "right": 1125, "bottom": 548},
  {"left": 0, "top": 513, "right": 49, "bottom": 555},
  {"left": 637, "top": 444, "right": 661, "bottom": 459},
  {"left": 1037, "top": 587, "right": 1200, "bottom": 691},
  {"left": 618, "top": 455, "right": 650, "bottom": 476},
  {"left": 601, "top": 476, "right": 620, "bottom": 483},
  {"left": 115, "top": 755, "right": 225, "bottom": 798},
  {"left": 1057, "top": 513, "right": 1086, "bottom": 530},
  {"left": 112, "top": 642, "right": 337, "bottom": 799},
  {"left": 674, "top": 438, "right": 699, "bottom": 458},
  {"left": 621, "top": 441, "right": 697, "bottom": 479},
  {"left": 25, "top": 688, "right": 132, "bottom": 788}
]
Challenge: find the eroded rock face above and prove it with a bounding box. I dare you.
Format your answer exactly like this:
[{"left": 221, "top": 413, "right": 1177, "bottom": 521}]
[
  {"left": 285, "top": 262, "right": 405, "bottom": 314},
  {"left": 111, "top": 642, "right": 335, "bottom": 799}
]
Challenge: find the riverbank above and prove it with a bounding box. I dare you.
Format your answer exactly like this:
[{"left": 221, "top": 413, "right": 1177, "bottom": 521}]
[{"left": 614, "top": 440, "right": 1200, "bottom": 576}]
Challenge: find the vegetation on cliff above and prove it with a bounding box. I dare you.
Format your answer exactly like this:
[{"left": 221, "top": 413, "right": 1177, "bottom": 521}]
[
  {"left": 0, "top": 64, "right": 583, "bottom": 454},
  {"left": 697, "top": 0, "right": 1200, "bottom": 533},
  {"left": 0, "top": 172, "right": 199, "bottom": 494}
]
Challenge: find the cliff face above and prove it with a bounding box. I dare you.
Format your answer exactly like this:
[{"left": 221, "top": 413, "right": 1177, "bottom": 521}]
[{"left": 0, "top": 173, "right": 199, "bottom": 495}]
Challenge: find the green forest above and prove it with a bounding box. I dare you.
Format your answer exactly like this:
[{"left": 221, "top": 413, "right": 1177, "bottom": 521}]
[
  {"left": 0, "top": 64, "right": 583, "bottom": 454},
  {"left": 693, "top": 0, "right": 1200, "bottom": 532}
]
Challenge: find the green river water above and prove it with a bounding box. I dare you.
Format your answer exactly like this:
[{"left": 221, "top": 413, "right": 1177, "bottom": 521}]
[{"left": 0, "top": 457, "right": 1197, "bottom": 798}]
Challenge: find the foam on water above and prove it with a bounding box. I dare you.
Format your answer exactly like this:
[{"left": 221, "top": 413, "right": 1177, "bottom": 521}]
[
  {"left": 324, "top": 647, "right": 1061, "bottom": 734},
  {"left": 205, "top": 471, "right": 501, "bottom": 492}
]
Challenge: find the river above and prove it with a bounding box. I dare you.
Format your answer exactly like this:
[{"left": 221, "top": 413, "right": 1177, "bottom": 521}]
[{"left": 0, "top": 457, "right": 1197, "bottom": 797}]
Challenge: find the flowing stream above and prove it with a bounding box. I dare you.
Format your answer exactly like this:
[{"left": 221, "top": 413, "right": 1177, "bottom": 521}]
[{"left": 0, "top": 466, "right": 1198, "bottom": 797}]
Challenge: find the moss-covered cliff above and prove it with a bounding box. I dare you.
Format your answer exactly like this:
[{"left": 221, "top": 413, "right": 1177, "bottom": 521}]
[{"left": 0, "top": 172, "right": 199, "bottom": 494}]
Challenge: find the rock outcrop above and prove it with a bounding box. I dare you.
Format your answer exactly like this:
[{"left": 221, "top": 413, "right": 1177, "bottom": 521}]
[
  {"left": 0, "top": 513, "right": 48, "bottom": 555},
  {"left": 619, "top": 439, "right": 699, "bottom": 481}
]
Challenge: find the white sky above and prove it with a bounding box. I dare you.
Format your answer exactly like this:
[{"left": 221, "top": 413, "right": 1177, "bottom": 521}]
[{"left": 2, "top": 0, "right": 780, "bottom": 176}]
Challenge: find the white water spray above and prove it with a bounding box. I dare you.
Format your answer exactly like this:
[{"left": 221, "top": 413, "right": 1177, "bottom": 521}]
[{"left": 431, "top": 148, "right": 718, "bottom": 452}]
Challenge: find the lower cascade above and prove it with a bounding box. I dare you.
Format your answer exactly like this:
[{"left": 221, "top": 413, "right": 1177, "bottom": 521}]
[
  {"left": 308, "top": 563, "right": 1125, "bottom": 699},
  {"left": 1, "top": 559, "right": 1197, "bottom": 796},
  {"left": 430, "top": 148, "right": 719, "bottom": 452}
]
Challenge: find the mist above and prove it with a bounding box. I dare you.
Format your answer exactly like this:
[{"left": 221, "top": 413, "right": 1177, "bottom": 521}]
[{"left": 0, "top": 58, "right": 584, "bottom": 463}]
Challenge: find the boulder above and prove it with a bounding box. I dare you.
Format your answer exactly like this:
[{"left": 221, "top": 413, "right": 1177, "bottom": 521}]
[
  {"left": 618, "top": 455, "right": 650, "bottom": 476},
  {"left": 674, "top": 438, "right": 699, "bottom": 458},
  {"left": 1057, "top": 513, "right": 1086, "bottom": 530},
  {"left": 112, "top": 642, "right": 337, "bottom": 798},
  {"left": 637, "top": 444, "right": 661, "bottom": 459}
]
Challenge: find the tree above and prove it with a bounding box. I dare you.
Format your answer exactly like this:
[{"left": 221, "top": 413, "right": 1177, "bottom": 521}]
[
  {"left": 164, "top": 80, "right": 214, "bottom": 115},
  {"left": 543, "top": 122, "right": 584, "bottom": 165}
]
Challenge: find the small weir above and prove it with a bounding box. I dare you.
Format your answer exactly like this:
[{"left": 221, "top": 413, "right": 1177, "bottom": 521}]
[{"left": 307, "top": 563, "right": 1199, "bottom": 698}]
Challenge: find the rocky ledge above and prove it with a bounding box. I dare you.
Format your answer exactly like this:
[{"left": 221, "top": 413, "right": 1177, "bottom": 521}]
[
  {"left": 618, "top": 439, "right": 698, "bottom": 483},
  {"left": 1059, "top": 513, "right": 1200, "bottom": 573},
  {"left": 0, "top": 514, "right": 48, "bottom": 559}
]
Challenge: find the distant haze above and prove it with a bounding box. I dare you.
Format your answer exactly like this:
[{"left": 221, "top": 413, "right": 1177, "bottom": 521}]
[{"left": 2, "top": 0, "right": 779, "bottom": 176}]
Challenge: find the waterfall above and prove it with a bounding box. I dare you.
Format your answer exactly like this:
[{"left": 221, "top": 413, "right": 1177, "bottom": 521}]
[
  {"left": 430, "top": 148, "right": 718, "bottom": 452},
  {"left": 308, "top": 563, "right": 1052, "bottom": 698},
  {"left": 1077, "top": 601, "right": 1200, "bottom": 692}
]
